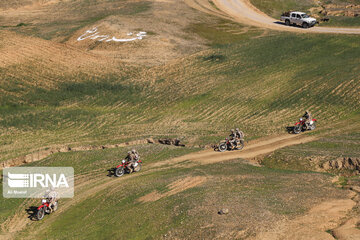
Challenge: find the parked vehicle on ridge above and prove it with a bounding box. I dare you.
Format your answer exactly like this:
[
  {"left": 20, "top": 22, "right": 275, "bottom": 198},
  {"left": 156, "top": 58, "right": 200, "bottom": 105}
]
[{"left": 281, "top": 11, "right": 317, "bottom": 28}]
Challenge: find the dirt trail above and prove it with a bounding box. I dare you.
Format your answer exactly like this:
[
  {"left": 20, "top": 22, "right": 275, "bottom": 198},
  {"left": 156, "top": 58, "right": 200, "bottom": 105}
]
[
  {"left": 153, "top": 134, "right": 317, "bottom": 167},
  {"left": 184, "top": 0, "right": 360, "bottom": 34},
  {"left": 332, "top": 186, "right": 360, "bottom": 240}
]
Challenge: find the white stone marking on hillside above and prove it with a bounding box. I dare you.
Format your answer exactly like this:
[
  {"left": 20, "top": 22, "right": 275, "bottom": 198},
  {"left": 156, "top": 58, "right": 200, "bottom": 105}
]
[{"left": 77, "top": 27, "right": 147, "bottom": 43}]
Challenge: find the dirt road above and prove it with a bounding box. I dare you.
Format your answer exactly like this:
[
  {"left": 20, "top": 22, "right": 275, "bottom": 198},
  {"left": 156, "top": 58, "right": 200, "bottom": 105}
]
[
  {"left": 185, "top": 0, "right": 360, "bottom": 34},
  {"left": 153, "top": 134, "right": 317, "bottom": 167}
]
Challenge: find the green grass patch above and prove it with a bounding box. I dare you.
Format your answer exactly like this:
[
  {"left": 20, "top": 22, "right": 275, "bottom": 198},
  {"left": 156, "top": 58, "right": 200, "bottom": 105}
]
[{"left": 337, "top": 176, "right": 349, "bottom": 187}]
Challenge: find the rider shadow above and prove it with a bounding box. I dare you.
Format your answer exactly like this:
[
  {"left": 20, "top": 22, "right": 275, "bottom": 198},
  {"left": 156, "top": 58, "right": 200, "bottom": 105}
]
[
  {"left": 26, "top": 206, "right": 38, "bottom": 221},
  {"left": 107, "top": 168, "right": 116, "bottom": 177},
  {"left": 286, "top": 126, "right": 295, "bottom": 134}
]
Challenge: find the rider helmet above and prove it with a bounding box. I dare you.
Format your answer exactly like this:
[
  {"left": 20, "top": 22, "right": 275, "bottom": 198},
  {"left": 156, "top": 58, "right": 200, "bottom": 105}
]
[
  {"left": 235, "top": 128, "right": 239, "bottom": 131},
  {"left": 230, "top": 129, "right": 235, "bottom": 132},
  {"left": 131, "top": 149, "right": 136, "bottom": 154}
]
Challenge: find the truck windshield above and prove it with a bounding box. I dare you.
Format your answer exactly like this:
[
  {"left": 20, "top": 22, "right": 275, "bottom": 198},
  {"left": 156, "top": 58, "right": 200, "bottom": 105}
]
[{"left": 301, "top": 14, "right": 310, "bottom": 18}]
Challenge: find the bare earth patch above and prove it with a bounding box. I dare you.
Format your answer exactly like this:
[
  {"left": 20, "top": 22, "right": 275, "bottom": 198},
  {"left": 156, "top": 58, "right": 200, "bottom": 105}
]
[
  {"left": 333, "top": 217, "right": 360, "bottom": 240},
  {"left": 251, "top": 199, "right": 356, "bottom": 240}
]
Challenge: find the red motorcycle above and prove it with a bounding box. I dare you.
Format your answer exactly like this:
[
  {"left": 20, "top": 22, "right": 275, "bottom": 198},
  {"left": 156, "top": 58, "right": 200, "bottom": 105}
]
[
  {"left": 216, "top": 138, "right": 244, "bottom": 152},
  {"left": 36, "top": 198, "right": 58, "bottom": 220},
  {"left": 113, "top": 159, "right": 142, "bottom": 177},
  {"left": 294, "top": 118, "right": 317, "bottom": 134}
]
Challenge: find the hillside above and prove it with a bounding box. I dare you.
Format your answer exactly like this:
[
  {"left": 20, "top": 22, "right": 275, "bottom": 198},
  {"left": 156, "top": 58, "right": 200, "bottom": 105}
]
[
  {"left": 0, "top": 0, "right": 360, "bottom": 239},
  {"left": 1, "top": 25, "right": 359, "bottom": 165}
]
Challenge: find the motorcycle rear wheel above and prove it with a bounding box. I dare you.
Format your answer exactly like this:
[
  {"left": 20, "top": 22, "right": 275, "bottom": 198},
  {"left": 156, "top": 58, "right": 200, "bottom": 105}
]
[
  {"left": 133, "top": 163, "right": 142, "bottom": 172},
  {"left": 236, "top": 141, "right": 244, "bottom": 150},
  {"left": 218, "top": 143, "right": 227, "bottom": 152},
  {"left": 52, "top": 201, "right": 58, "bottom": 212},
  {"left": 115, "top": 167, "right": 125, "bottom": 177},
  {"left": 37, "top": 208, "right": 45, "bottom": 220}
]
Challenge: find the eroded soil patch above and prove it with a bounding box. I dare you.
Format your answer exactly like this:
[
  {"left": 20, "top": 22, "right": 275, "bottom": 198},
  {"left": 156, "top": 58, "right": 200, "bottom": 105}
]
[{"left": 251, "top": 199, "right": 356, "bottom": 240}]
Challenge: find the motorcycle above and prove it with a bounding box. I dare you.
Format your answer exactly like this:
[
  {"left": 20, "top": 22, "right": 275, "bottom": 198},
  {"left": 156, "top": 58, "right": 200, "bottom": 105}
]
[
  {"left": 113, "top": 159, "right": 142, "bottom": 177},
  {"left": 36, "top": 198, "right": 58, "bottom": 220},
  {"left": 294, "top": 118, "right": 317, "bottom": 134},
  {"left": 216, "top": 138, "right": 244, "bottom": 152}
]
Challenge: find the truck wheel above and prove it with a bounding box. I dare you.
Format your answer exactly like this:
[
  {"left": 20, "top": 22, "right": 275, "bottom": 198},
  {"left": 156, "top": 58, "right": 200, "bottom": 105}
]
[
  {"left": 302, "top": 22, "right": 309, "bottom": 28},
  {"left": 285, "top": 20, "right": 290, "bottom": 26}
]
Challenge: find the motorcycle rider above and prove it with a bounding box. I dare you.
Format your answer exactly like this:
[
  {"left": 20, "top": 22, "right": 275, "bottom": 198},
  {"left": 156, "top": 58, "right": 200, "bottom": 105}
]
[
  {"left": 302, "top": 110, "right": 312, "bottom": 128},
  {"left": 229, "top": 129, "right": 237, "bottom": 148},
  {"left": 44, "top": 187, "right": 58, "bottom": 213},
  {"left": 132, "top": 149, "right": 140, "bottom": 161},
  {"left": 235, "top": 128, "right": 244, "bottom": 139},
  {"left": 125, "top": 151, "right": 134, "bottom": 172},
  {"left": 235, "top": 128, "right": 244, "bottom": 144}
]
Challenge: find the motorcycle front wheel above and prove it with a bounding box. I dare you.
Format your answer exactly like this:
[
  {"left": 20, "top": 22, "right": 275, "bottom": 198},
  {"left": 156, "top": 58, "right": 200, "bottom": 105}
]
[
  {"left": 115, "top": 167, "right": 125, "bottom": 177},
  {"left": 37, "top": 208, "right": 45, "bottom": 220},
  {"left": 309, "top": 122, "right": 316, "bottom": 130},
  {"left": 294, "top": 125, "right": 301, "bottom": 134},
  {"left": 218, "top": 143, "right": 227, "bottom": 152}
]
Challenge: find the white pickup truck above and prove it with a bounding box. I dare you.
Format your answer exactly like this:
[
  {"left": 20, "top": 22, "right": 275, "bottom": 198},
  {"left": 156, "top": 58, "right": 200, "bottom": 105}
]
[{"left": 280, "top": 11, "right": 317, "bottom": 28}]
